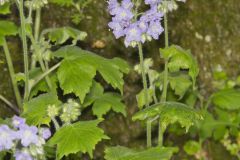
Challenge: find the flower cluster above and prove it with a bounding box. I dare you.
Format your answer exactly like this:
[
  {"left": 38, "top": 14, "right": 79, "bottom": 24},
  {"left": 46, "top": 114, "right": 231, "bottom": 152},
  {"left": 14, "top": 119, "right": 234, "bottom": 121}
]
[
  {"left": 108, "top": 0, "right": 164, "bottom": 47},
  {"left": 0, "top": 116, "right": 51, "bottom": 160}
]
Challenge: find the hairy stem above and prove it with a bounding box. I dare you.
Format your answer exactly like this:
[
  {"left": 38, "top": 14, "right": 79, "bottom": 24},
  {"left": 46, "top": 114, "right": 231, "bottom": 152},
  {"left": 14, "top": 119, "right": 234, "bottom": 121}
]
[
  {"left": 19, "top": 0, "right": 30, "bottom": 102},
  {"left": 137, "top": 43, "right": 152, "bottom": 147},
  {"left": 51, "top": 117, "right": 60, "bottom": 131},
  {"left": 0, "top": 94, "right": 20, "bottom": 114},
  {"left": 2, "top": 38, "right": 22, "bottom": 109},
  {"left": 39, "top": 58, "right": 53, "bottom": 90},
  {"left": 158, "top": 12, "right": 169, "bottom": 147},
  {"left": 31, "top": 8, "right": 42, "bottom": 69},
  {"left": 30, "top": 62, "right": 61, "bottom": 90}
]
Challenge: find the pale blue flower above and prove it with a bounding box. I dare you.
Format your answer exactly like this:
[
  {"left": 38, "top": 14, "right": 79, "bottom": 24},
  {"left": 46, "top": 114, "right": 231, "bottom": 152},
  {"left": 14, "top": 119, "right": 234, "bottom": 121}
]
[
  {"left": 41, "top": 128, "right": 51, "bottom": 139},
  {"left": 14, "top": 151, "right": 33, "bottom": 160},
  {"left": 12, "top": 116, "right": 26, "bottom": 129},
  {"left": 0, "top": 125, "right": 16, "bottom": 151},
  {"left": 17, "top": 125, "right": 39, "bottom": 147}
]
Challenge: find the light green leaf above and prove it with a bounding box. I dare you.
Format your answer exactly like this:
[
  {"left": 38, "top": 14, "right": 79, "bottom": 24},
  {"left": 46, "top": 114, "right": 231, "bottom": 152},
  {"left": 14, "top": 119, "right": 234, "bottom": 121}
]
[
  {"left": 49, "top": 0, "right": 73, "bottom": 6},
  {"left": 92, "top": 93, "right": 126, "bottom": 118},
  {"left": 212, "top": 89, "right": 240, "bottom": 110},
  {"left": 184, "top": 141, "right": 201, "bottom": 155},
  {"left": 133, "top": 102, "right": 203, "bottom": 131},
  {"left": 54, "top": 46, "right": 128, "bottom": 102},
  {"left": 105, "top": 146, "right": 178, "bottom": 160},
  {"left": 48, "top": 120, "right": 109, "bottom": 159},
  {"left": 29, "top": 68, "right": 58, "bottom": 98},
  {"left": 0, "top": 20, "right": 18, "bottom": 36},
  {"left": 160, "top": 45, "right": 199, "bottom": 86},
  {"left": 83, "top": 81, "right": 104, "bottom": 107},
  {"left": 136, "top": 89, "right": 153, "bottom": 109},
  {"left": 23, "top": 93, "right": 61, "bottom": 125},
  {"left": 83, "top": 82, "right": 126, "bottom": 118},
  {"left": 169, "top": 75, "right": 192, "bottom": 98},
  {"left": 57, "top": 56, "right": 96, "bottom": 103},
  {"left": 46, "top": 27, "right": 87, "bottom": 45},
  {"left": 0, "top": 3, "right": 11, "bottom": 15}
]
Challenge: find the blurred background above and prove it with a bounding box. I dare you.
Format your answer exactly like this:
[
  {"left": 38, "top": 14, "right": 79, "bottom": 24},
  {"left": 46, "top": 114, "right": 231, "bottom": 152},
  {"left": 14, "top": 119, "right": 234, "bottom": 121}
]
[{"left": 1, "top": 0, "right": 240, "bottom": 159}]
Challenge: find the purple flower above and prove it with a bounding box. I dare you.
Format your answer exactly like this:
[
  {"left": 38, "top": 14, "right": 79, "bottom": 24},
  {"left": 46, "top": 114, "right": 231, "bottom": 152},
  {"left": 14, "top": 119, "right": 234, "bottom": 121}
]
[
  {"left": 138, "top": 20, "right": 148, "bottom": 32},
  {"left": 122, "top": 0, "right": 134, "bottom": 9},
  {"left": 17, "top": 125, "right": 39, "bottom": 147},
  {"left": 108, "top": 21, "right": 125, "bottom": 38},
  {"left": 12, "top": 116, "right": 26, "bottom": 129},
  {"left": 145, "top": 0, "right": 162, "bottom": 5},
  {"left": 0, "top": 125, "right": 16, "bottom": 151},
  {"left": 108, "top": 0, "right": 120, "bottom": 15},
  {"left": 124, "top": 23, "right": 142, "bottom": 46},
  {"left": 41, "top": 128, "right": 51, "bottom": 140},
  {"left": 147, "top": 21, "right": 164, "bottom": 39},
  {"left": 140, "top": 6, "right": 164, "bottom": 23},
  {"left": 107, "top": 0, "right": 164, "bottom": 47},
  {"left": 113, "top": 7, "right": 134, "bottom": 21},
  {"left": 14, "top": 151, "right": 33, "bottom": 160}
]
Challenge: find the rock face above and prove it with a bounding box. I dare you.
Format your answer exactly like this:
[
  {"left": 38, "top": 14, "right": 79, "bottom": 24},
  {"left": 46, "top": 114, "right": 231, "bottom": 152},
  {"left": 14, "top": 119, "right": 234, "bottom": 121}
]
[{"left": 0, "top": 0, "right": 239, "bottom": 159}]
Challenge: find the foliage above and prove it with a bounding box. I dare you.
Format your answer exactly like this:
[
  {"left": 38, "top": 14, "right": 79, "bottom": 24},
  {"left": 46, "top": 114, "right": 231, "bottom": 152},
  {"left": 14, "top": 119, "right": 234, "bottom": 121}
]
[
  {"left": 48, "top": 120, "right": 108, "bottom": 159},
  {"left": 105, "top": 146, "right": 178, "bottom": 160},
  {"left": 133, "top": 102, "right": 203, "bottom": 131},
  {"left": 23, "top": 93, "right": 61, "bottom": 125},
  {"left": 212, "top": 89, "right": 240, "bottom": 110}
]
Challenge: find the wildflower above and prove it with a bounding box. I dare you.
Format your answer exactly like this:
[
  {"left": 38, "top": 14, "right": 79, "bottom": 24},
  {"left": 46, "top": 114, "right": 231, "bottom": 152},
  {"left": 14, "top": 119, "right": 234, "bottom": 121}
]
[
  {"left": 40, "top": 128, "right": 51, "bottom": 140},
  {"left": 17, "top": 125, "right": 39, "bottom": 147},
  {"left": 0, "top": 125, "right": 16, "bottom": 151},
  {"left": 12, "top": 116, "right": 25, "bottom": 129},
  {"left": 108, "top": 0, "right": 164, "bottom": 47},
  {"left": 14, "top": 150, "right": 33, "bottom": 160}
]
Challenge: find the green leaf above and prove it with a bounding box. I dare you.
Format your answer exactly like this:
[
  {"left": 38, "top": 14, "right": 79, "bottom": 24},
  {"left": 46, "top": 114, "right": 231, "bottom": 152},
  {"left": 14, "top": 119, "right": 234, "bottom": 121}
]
[
  {"left": 57, "top": 56, "right": 96, "bottom": 103},
  {"left": 169, "top": 75, "right": 192, "bottom": 98},
  {"left": 92, "top": 93, "right": 126, "bottom": 118},
  {"left": 0, "top": 20, "right": 18, "bottom": 36},
  {"left": 136, "top": 89, "right": 153, "bottom": 109},
  {"left": 105, "top": 146, "right": 178, "bottom": 160},
  {"left": 46, "top": 27, "right": 87, "bottom": 45},
  {"left": 133, "top": 102, "right": 203, "bottom": 131},
  {"left": 29, "top": 68, "right": 58, "bottom": 98},
  {"left": 195, "top": 109, "right": 238, "bottom": 140},
  {"left": 0, "top": 3, "right": 11, "bottom": 15},
  {"left": 83, "top": 82, "right": 126, "bottom": 118},
  {"left": 48, "top": 120, "right": 109, "bottom": 159},
  {"left": 54, "top": 46, "right": 128, "bottom": 103},
  {"left": 23, "top": 93, "right": 61, "bottom": 125},
  {"left": 184, "top": 141, "right": 201, "bottom": 155},
  {"left": 49, "top": 0, "right": 73, "bottom": 6},
  {"left": 160, "top": 45, "right": 199, "bottom": 86},
  {"left": 212, "top": 89, "right": 240, "bottom": 110}
]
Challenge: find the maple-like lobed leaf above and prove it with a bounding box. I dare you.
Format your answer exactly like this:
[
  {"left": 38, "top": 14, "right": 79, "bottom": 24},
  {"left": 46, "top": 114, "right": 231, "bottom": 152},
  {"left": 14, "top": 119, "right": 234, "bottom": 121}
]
[{"left": 48, "top": 120, "right": 109, "bottom": 159}]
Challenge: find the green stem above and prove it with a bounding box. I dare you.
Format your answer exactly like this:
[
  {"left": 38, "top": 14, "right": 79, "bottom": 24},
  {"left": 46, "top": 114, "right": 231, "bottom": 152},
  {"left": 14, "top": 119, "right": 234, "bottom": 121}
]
[
  {"left": 158, "top": 12, "right": 169, "bottom": 147},
  {"left": 137, "top": 43, "right": 152, "bottom": 147},
  {"left": 51, "top": 117, "right": 60, "bottom": 130},
  {"left": 39, "top": 58, "right": 53, "bottom": 90},
  {"left": 30, "top": 62, "right": 61, "bottom": 90},
  {"left": 19, "top": 0, "right": 30, "bottom": 102},
  {"left": 34, "top": 8, "right": 41, "bottom": 41},
  {"left": 31, "top": 8, "right": 41, "bottom": 69},
  {"left": 2, "top": 38, "right": 22, "bottom": 109},
  {"left": 0, "top": 94, "right": 20, "bottom": 114}
]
